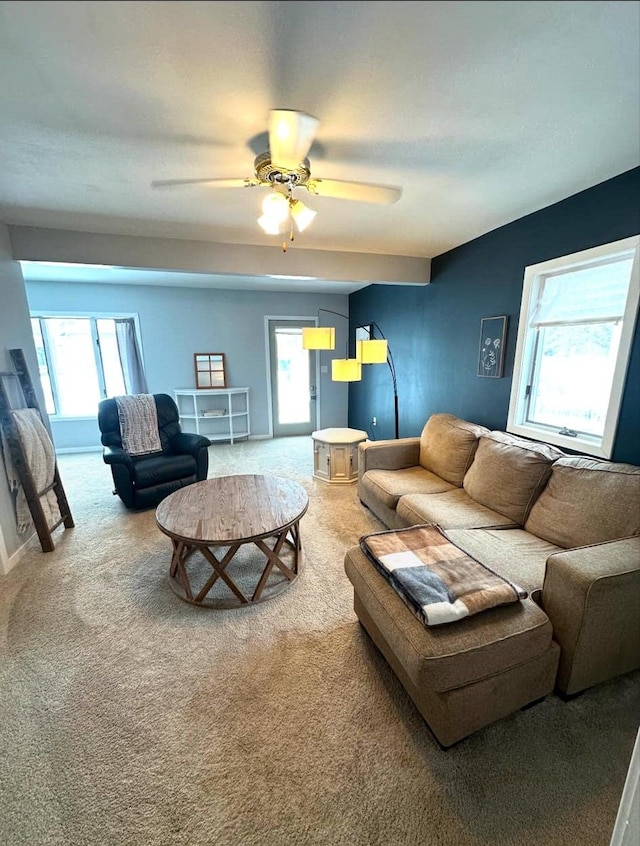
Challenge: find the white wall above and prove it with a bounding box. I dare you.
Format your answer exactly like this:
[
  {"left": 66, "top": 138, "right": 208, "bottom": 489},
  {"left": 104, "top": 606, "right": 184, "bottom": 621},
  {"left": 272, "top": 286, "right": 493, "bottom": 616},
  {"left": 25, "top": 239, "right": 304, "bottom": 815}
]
[
  {"left": 610, "top": 728, "right": 640, "bottom": 846},
  {"left": 25, "top": 280, "right": 352, "bottom": 449},
  {"left": 0, "top": 224, "right": 45, "bottom": 571}
]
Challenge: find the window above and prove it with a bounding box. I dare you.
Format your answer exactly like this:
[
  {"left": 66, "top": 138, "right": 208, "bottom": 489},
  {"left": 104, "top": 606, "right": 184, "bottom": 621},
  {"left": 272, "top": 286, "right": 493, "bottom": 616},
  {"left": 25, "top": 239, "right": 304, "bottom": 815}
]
[
  {"left": 30, "top": 314, "right": 145, "bottom": 418},
  {"left": 507, "top": 236, "right": 639, "bottom": 458}
]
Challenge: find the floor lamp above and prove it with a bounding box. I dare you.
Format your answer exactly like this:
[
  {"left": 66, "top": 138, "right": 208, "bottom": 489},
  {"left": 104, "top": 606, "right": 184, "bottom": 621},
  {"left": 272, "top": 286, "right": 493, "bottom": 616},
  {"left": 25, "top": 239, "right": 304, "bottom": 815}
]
[{"left": 302, "top": 309, "right": 399, "bottom": 439}]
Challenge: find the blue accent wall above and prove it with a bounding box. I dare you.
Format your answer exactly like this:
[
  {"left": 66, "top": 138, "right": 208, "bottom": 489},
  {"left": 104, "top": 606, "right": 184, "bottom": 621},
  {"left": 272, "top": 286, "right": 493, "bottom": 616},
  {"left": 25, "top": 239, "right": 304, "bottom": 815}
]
[{"left": 349, "top": 167, "right": 640, "bottom": 464}]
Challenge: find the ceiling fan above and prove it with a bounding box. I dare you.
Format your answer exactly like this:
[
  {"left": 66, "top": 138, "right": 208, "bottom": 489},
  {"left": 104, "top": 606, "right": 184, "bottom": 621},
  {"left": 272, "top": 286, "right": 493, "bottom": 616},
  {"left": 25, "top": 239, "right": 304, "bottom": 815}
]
[{"left": 151, "top": 109, "right": 402, "bottom": 246}]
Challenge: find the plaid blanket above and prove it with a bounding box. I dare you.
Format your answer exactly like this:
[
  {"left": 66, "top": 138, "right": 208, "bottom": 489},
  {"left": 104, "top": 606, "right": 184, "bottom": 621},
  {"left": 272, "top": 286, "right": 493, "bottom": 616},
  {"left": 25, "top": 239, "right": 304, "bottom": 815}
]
[{"left": 360, "top": 524, "right": 527, "bottom": 627}]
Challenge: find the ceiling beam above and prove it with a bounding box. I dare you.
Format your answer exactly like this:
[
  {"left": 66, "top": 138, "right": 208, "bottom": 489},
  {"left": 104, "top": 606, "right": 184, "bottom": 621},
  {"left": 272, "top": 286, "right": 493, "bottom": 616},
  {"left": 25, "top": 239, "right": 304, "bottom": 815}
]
[{"left": 8, "top": 226, "right": 430, "bottom": 286}]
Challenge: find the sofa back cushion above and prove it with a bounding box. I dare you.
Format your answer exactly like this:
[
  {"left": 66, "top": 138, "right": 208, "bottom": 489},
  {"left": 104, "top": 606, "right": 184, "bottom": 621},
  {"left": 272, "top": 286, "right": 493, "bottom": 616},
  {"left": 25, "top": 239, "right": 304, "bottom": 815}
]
[
  {"left": 524, "top": 457, "right": 640, "bottom": 548},
  {"left": 463, "top": 432, "right": 564, "bottom": 525},
  {"left": 419, "top": 413, "right": 488, "bottom": 487}
]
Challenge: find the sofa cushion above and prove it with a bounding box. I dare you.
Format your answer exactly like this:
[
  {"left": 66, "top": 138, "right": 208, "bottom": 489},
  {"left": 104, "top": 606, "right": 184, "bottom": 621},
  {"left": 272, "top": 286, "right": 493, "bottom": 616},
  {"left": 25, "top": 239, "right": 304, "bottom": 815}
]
[
  {"left": 344, "top": 544, "right": 553, "bottom": 693},
  {"left": 524, "top": 457, "right": 640, "bottom": 549},
  {"left": 445, "top": 528, "right": 562, "bottom": 593},
  {"left": 419, "top": 413, "right": 488, "bottom": 486},
  {"left": 463, "top": 432, "right": 564, "bottom": 525},
  {"left": 397, "top": 488, "right": 517, "bottom": 530},
  {"left": 361, "top": 466, "right": 455, "bottom": 510}
]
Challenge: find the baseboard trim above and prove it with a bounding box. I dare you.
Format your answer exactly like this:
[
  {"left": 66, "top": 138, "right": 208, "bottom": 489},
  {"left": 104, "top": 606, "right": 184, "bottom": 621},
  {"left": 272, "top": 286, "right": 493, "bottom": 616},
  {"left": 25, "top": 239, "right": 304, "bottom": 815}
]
[
  {"left": 56, "top": 438, "right": 276, "bottom": 452},
  {"left": 55, "top": 446, "right": 103, "bottom": 454},
  {"left": 0, "top": 531, "right": 36, "bottom": 576}
]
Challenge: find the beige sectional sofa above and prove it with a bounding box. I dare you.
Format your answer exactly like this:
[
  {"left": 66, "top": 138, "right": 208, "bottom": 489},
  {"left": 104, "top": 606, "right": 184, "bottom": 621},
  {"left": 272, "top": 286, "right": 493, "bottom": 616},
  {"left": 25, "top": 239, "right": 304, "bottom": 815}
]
[{"left": 344, "top": 413, "right": 640, "bottom": 746}]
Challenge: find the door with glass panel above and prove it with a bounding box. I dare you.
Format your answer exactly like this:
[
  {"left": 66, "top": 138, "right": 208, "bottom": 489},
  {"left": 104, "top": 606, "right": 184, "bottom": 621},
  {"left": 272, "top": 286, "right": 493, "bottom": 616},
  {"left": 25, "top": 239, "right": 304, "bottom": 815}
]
[{"left": 268, "top": 320, "right": 317, "bottom": 437}]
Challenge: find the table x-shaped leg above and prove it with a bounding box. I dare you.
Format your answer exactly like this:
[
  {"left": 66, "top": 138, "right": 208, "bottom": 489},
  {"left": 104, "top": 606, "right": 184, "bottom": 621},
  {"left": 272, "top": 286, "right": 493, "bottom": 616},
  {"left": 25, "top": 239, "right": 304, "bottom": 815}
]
[
  {"left": 198, "top": 544, "right": 248, "bottom": 604},
  {"left": 251, "top": 528, "right": 299, "bottom": 602},
  {"left": 168, "top": 520, "right": 303, "bottom": 607},
  {"left": 170, "top": 540, "right": 197, "bottom": 601}
]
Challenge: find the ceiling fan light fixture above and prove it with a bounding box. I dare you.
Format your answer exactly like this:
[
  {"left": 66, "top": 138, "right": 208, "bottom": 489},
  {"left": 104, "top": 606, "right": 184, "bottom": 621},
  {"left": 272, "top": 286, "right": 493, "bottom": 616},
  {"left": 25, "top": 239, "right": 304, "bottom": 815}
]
[
  {"left": 257, "top": 214, "right": 282, "bottom": 235},
  {"left": 153, "top": 109, "right": 402, "bottom": 250},
  {"left": 261, "top": 191, "right": 290, "bottom": 223},
  {"left": 289, "top": 199, "right": 317, "bottom": 232}
]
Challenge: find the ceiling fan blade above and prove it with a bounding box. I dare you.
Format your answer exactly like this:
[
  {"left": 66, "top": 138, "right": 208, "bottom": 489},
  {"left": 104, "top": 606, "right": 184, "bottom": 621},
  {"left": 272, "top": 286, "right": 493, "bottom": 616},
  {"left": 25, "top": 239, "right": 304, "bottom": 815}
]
[
  {"left": 151, "top": 177, "right": 259, "bottom": 189},
  {"left": 305, "top": 178, "right": 402, "bottom": 204},
  {"left": 268, "top": 109, "right": 320, "bottom": 170}
]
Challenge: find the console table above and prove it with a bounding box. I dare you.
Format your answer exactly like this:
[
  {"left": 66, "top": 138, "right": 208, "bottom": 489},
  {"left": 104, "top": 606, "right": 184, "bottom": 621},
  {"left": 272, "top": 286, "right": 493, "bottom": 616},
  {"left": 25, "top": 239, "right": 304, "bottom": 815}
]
[
  {"left": 174, "top": 388, "right": 250, "bottom": 444},
  {"left": 312, "top": 427, "right": 368, "bottom": 484}
]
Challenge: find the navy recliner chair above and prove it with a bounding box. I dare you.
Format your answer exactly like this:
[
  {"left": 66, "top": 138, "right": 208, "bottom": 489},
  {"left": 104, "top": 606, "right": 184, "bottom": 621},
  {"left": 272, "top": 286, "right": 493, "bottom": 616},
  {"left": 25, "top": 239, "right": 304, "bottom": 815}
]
[{"left": 98, "top": 393, "right": 210, "bottom": 510}]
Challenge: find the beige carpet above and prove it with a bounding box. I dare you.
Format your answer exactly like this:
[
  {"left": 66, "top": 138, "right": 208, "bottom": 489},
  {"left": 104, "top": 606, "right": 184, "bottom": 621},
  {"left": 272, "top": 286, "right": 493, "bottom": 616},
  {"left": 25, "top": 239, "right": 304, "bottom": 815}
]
[{"left": 0, "top": 436, "right": 638, "bottom": 846}]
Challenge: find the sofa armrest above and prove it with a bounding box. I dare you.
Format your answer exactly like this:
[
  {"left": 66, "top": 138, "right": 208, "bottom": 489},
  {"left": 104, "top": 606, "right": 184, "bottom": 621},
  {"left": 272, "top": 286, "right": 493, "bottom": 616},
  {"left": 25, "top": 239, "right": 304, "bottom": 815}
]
[
  {"left": 541, "top": 536, "right": 640, "bottom": 695},
  {"left": 169, "top": 432, "right": 211, "bottom": 455},
  {"left": 102, "top": 446, "right": 134, "bottom": 469},
  {"left": 358, "top": 437, "right": 421, "bottom": 477}
]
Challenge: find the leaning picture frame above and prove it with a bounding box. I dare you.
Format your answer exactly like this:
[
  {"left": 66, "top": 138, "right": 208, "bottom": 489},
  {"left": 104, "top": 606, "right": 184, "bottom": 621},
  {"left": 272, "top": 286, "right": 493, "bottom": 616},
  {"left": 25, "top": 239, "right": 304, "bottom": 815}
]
[
  {"left": 193, "top": 353, "right": 226, "bottom": 388},
  {"left": 477, "top": 316, "right": 507, "bottom": 378}
]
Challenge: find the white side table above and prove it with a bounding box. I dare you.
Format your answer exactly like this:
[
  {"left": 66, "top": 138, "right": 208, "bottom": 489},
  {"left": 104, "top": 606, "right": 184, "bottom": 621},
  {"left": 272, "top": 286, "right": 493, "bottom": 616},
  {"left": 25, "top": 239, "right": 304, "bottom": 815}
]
[{"left": 312, "top": 428, "right": 368, "bottom": 484}]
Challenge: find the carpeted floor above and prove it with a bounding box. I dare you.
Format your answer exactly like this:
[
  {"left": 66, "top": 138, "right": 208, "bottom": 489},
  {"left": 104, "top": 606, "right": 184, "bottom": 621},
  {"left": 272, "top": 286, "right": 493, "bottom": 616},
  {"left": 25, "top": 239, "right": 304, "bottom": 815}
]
[{"left": 0, "top": 436, "right": 638, "bottom": 846}]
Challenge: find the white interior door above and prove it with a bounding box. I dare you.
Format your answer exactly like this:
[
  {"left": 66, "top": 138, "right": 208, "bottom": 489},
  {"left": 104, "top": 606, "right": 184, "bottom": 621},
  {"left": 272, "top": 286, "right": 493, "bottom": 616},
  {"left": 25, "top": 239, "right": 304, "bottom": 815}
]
[{"left": 268, "top": 319, "right": 317, "bottom": 437}]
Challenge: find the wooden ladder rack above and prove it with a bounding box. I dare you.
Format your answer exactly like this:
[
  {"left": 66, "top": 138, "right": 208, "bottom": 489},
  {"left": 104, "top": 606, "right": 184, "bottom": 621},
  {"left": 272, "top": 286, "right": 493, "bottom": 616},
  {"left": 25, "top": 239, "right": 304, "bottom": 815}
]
[{"left": 0, "top": 348, "right": 74, "bottom": 552}]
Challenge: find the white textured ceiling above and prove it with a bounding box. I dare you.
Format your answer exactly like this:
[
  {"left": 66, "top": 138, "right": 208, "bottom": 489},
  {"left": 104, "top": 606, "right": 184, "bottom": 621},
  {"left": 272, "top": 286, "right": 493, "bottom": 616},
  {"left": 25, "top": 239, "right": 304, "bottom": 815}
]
[{"left": 1, "top": 1, "right": 639, "bottom": 289}]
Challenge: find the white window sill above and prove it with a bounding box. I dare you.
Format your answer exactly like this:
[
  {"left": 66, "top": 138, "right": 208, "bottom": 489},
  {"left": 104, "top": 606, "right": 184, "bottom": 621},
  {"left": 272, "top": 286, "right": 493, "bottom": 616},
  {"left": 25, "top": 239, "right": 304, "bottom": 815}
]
[{"left": 506, "top": 422, "right": 610, "bottom": 459}]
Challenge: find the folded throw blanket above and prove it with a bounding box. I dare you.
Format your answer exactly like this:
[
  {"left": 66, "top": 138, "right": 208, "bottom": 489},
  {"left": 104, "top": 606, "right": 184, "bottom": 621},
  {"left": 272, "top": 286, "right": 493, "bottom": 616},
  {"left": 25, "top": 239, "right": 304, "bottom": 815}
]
[
  {"left": 115, "top": 394, "right": 162, "bottom": 456},
  {"left": 1, "top": 408, "right": 61, "bottom": 534},
  {"left": 360, "top": 524, "right": 527, "bottom": 627}
]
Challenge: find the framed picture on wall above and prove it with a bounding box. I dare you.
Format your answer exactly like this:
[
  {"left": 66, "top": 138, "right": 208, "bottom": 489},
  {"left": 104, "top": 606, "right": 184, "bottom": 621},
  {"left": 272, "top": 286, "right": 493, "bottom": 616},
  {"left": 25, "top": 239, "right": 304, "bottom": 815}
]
[{"left": 477, "top": 316, "right": 507, "bottom": 378}]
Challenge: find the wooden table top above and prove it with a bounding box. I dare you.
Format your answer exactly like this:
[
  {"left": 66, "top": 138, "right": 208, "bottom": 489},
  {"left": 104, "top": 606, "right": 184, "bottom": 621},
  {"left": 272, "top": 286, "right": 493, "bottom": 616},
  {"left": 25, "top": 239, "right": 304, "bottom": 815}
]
[{"left": 155, "top": 474, "right": 309, "bottom": 545}]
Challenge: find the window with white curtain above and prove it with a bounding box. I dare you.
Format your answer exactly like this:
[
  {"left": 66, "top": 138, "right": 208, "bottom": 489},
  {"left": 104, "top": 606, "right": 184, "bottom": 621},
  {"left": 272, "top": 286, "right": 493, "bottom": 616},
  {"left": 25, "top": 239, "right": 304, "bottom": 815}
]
[
  {"left": 30, "top": 314, "right": 146, "bottom": 418},
  {"left": 507, "top": 235, "right": 639, "bottom": 458}
]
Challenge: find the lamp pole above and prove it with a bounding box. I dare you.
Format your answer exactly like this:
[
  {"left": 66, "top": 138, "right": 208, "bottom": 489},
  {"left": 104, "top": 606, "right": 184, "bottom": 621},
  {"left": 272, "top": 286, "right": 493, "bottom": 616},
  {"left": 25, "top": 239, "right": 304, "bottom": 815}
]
[
  {"left": 316, "top": 309, "right": 399, "bottom": 439},
  {"left": 369, "top": 320, "right": 399, "bottom": 440}
]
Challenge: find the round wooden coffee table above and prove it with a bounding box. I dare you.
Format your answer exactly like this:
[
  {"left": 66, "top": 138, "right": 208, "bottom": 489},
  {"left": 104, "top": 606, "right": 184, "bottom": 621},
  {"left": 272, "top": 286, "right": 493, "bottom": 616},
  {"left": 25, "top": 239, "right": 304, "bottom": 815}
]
[{"left": 155, "top": 474, "right": 309, "bottom": 608}]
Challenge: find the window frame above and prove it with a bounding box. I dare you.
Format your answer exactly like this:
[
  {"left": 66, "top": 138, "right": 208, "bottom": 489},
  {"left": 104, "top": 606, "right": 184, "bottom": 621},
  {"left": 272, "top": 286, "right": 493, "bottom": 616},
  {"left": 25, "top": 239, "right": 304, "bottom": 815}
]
[
  {"left": 507, "top": 235, "right": 640, "bottom": 458},
  {"left": 30, "top": 310, "right": 144, "bottom": 420}
]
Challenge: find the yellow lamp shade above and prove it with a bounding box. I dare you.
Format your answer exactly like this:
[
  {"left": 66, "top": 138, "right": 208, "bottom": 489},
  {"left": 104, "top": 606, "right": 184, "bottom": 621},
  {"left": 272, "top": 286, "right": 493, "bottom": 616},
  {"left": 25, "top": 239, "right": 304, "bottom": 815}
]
[
  {"left": 302, "top": 326, "right": 336, "bottom": 350},
  {"left": 357, "top": 338, "right": 388, "bottom": 364},
  {"left": 331, "top": 358, "right": 362, "bottom": 381}
]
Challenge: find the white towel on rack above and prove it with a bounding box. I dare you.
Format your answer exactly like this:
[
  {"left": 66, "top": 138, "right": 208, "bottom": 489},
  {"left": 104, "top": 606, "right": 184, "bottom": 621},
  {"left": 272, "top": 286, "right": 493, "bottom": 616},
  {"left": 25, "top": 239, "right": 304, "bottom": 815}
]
[
  {"left": 114, "top": 394, "right": 162, "bottom": 455},
  {"left": 1, "top": 408, "right": 60, "bottom": 534}
]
